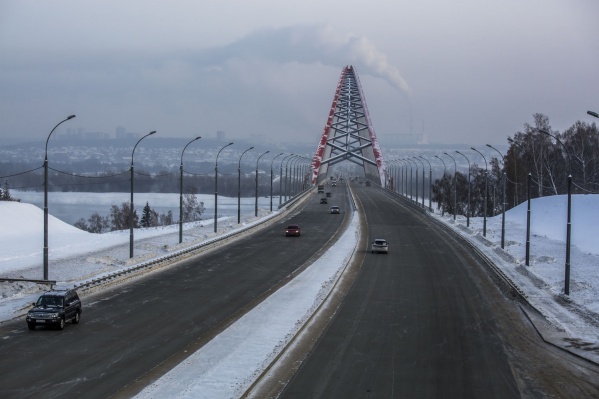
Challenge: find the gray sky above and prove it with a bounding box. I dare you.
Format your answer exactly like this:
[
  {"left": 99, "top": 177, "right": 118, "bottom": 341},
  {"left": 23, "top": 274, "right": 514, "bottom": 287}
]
[{"left": 1, "top": 0, "right": 598, "bottom": 147}]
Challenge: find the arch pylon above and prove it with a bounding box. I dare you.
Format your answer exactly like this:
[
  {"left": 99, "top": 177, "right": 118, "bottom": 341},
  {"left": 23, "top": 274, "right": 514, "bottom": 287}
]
[{"left": 311, "top": 66, "right": 385, "bottom": 186}]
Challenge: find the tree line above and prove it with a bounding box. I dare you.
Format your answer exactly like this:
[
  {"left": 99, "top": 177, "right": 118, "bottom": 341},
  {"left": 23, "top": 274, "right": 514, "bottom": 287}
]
[
  {"left": 3, "top": 169, "right": 278, "bottom": 197},
  {"left": 73, "top": 192, "right": 205, "bottom": 233},
  {"left": 431, "top": 114, "right": 599, "bottom": 217}
]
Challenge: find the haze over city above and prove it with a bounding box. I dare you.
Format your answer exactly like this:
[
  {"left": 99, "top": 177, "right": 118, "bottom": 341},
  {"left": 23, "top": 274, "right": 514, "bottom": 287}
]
[{"left": 1, "top": 0, "right": 598, "bottom": 146}]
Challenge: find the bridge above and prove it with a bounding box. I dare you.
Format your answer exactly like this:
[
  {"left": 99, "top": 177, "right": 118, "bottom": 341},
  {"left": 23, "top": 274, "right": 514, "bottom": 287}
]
[{"left": 311, "top": 65, "right": 385, "bottom": 186}]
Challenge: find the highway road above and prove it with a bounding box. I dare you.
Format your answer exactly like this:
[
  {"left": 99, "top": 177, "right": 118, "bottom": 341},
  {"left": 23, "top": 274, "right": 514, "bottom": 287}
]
[
  {"left": 0, "top": 183, "right": 350, "bottom": 399},
  {"left": 2, "top": 181, "right": 598, "bottom": 399},
  {"left": 276, "top": 183, "right": 599, "bottom": 398}
]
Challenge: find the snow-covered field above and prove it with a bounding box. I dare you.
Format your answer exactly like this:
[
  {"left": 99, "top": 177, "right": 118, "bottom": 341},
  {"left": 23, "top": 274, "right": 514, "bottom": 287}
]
[{"left": 1, "top": 191, "right": 598, "bottom": 397}]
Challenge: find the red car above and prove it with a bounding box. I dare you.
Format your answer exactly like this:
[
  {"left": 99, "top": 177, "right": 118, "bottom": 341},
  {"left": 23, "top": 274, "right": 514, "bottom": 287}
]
[{"left": 285, "top": 224, "right": 301, "bottom": 237}]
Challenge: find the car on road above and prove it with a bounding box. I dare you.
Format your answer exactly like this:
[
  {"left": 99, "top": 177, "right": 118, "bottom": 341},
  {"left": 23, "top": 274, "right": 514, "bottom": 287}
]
[
  {"left": 330, "top": 206, "right": 340, "bottom": 214},
  {"left": 26, "top": 289, "right": 82, "bottom": 330},
  {"left": 320, "top": 198, "right": 328, "bottom": 204},
  {"left": 326, "top": 192, "right": 332, "bottom": 197},
  {"left": 371, "top": 238, "right": 388, "bottom": 254},
  {"left": 285, "top": 224, "right": 301, "bottom": 237}
]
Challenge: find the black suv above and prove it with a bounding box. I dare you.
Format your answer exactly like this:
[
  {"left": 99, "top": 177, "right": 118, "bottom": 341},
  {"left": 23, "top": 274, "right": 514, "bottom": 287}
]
[{"left": 26, "top": 289, "right": 82, "bottom": 330}]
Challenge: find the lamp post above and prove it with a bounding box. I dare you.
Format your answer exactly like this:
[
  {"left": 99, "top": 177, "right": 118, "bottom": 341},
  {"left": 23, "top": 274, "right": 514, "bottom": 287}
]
[
  {"left": 508, "top": 138, "right": 531, "bottom": 265},
  {"left": 471, "top": 147, "right": 488, "bottom": 237},
  {"left": 270, "top": 153, "right": 283, "bottom": 211},
  {"left": 389, "top": 160, "right": 398, "bottom": 191},
  {"left": 419, "top": 156, "right": 433, "bottom": 211},
  {"left": 540, "top": 129, "right": 572, "bottom": 296},
  {"left": 279, "top": 154, "right": 294, "bottom": 206},
  {"left": 434, "top": 155, "right": 447, "bottom": 216},
  {"left": 288, "top": 156, "right": 298, "bottom": 197},
  {"left": 43, "top": 114, "right": 76, "bottom": 279},
  {"left": 587, "top": 110, "right": 599, "bottom": 118},
  {"left": 391, "top": 160, "right": 399, "bottom": 193},
  {"left": 487, "top": 144, "right": 506, "bottom": 249},
  {"left": 284, "top": 155, "right": 297, "bottom": 202},
  {"left": 507, "top": 137, "right": 520, "bottom": 206},
  {"left": 255, "top": 150, "right": 270, "bottom": 216},
  {"left": 411, "top": 158, "right": 419, "bottom": 203},
  {"left": 526, "top": 173, "right": 531, "bottom": 266},
  {"left": 215, "top": 142, "right": 234, "bottom": 233},
  {"left": 395, "top": 160, "right": 404, "bottom": 195},
  {"left": 294, "top": 156, "right": 307, "bottom": 195},
  {"left": 400, "top": 159, "right": 408, "bottom": 197},
  {"left": 406, "top": 158, "right": 416, "bottom": 201},
  {"left": 237, "top": 147, "right": 254, "bottom": 224},
  {"left": 413, "top": 157, "right": 425, "bottom": 208},
  {"left": 130, "top": 130, "right": 157, "bottom": 258},
  {"left": 179, "top": 136, "right": 201, "bottom": 243},
  {"left": 444, "top": 152, "right": 457, "bottom": 220},
  {"left": 455, "top": 151, "right": 471, "bottom": 227}
]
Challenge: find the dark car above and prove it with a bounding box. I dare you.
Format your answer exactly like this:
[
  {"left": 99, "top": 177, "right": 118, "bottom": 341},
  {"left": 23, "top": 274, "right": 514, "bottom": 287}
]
[
  {"left": 330, "top": 206, "right": 340, "bottom": 214},
  {"left": 285, "top": 224, "right": 301, "bottom": 237},
  {"left": 320, "top": 198, "right": 328, "bottom": 204},
  {"left": 26, "top": 289, "right": 82, "bottom": 330}
]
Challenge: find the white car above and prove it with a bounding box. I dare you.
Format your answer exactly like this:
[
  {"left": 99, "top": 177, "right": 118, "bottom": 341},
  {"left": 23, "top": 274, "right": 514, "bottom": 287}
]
[{"left": 371, "top": 238, "right": 388, "bottom": 254}]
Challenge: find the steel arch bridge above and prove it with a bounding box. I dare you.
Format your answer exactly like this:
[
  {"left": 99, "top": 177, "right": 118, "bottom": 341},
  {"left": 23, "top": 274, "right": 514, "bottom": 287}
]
[{"left": 311, "top": 66, "right": 386, "bottom": 186}]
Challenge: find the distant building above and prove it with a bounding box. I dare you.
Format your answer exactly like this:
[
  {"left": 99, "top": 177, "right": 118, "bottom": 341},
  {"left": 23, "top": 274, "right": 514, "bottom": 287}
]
[{"left": 217, "top": 130, "right": 226, "bottom": 141}]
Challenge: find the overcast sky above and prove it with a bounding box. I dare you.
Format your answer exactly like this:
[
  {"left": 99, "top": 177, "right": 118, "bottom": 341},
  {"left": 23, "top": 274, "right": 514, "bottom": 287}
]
[{"left": 1, "top": 0, "right": 598, "bottom": 147}]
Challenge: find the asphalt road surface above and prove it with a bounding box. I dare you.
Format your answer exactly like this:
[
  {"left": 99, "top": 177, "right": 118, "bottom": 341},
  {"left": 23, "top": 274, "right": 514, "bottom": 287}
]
[
  {"left": 0, "top": 183, "right": 349, "bottom": 399},
  {"left": 278, "top": 183, "right": 599, "bottom": 398}
]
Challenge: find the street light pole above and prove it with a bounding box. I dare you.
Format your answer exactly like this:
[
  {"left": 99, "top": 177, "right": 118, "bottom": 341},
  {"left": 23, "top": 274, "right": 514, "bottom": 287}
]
[
  {"left": 413, "top": 157, "right": 425, "bottom": 208},
  {"left": 526, "top": 173, "right": 531, "bottom": 266},
  {"left": 43, "top": 114, "right": 75, "bottom": 279},
  {"left": 471, "top": 147, "right": 488, "bottom": 237},
  {"left": 270, "top": 153, "right": 283, "bottom": 212},
  {"left": 587, "top": 110, "right": 598, "bottom": 118},
  {"left": 539, "top": 129, "right": 572, "bottom": 296},
  {"left": 434, "top": 155, "right": 447, "bottom": 216},
  {"left": 215, "top": 142, "right": 234, "bottom": 233},
  {"left": 419, "top": 156, "right": 433, "bottom": 211},
  {"left": 400, "top": 159, "right": 408, "bottom": 197},
  {"left": 406, "top": 158, "right": 415, "bottom": 201},
  {"left": 255, "top": 150, "right": 270, "bottom": 216},
  {"left": 455, "top": 151, "right": 471, "bottom": 227},
  {"left": 237, "top": 147, "right": 254, "bottom": 224},
  {"left": 179, "top": 136, "right": 201, "bottom": 244},
  {"left": 130, "top": 130, "right": 156, "bottom": 258},
  {"left": 444, "top": 152, "right": 457, "bottom": 220},
  {"left": 487, "top": 144, "right": 506, "bottom": 249},
  {"left": 284, "top": 155, "right": 297, "bottom": 203},
  {"left": 279, "top": 154, "right": 294, "bottom": 206}
]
